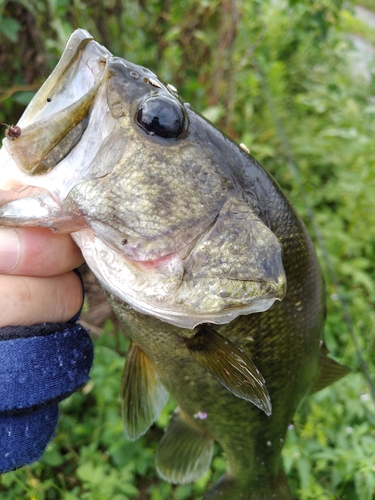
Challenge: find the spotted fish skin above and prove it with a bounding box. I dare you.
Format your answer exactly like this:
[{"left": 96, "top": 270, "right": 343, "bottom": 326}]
[{"left": 106, "top": 132, "right": 324, "bottom": 498}]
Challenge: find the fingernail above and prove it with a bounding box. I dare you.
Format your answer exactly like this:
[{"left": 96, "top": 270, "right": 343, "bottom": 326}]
[{"left": 0, "top": 227, "right": 20, "bottom": 273}]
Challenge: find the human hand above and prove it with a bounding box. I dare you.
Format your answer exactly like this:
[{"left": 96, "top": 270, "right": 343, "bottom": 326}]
[
  {"left": 0, "top": 227, "right": 84, "bottom": 327},
  {"left": 0, "top": 227, "right": 93, "bottom": 473}
]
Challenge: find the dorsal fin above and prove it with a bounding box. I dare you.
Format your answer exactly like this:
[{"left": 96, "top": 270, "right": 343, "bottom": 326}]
[
  {"left": 119, "top": 341, "right": 169, "bottom": 440},
  {"left": 156, "top": 407, "right": 214, "bottom": 484},
  {"left": 310, "top": 342, "right": 350, "bottom": 394},
  {"left": 184, "top": 324, "right": 272, "bottom": 416}
]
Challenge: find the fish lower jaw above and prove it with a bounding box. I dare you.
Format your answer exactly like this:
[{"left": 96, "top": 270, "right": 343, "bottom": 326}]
[
  {"left": 72, "top": 230, "right": 284, "bottom": 329},
  {"left": 107, "top": 267, "right": 280, "bottom": 329},
  {"left": 160, "top": 297, "right": 278, "bottom": 329},
  {"left": 103, "top": 280, "right": 278, "bottom": 329}
]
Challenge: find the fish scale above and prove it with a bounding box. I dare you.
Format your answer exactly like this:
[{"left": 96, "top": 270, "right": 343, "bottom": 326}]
[{"left": 0, "top": 29, "right": 350, "bottom": 499}]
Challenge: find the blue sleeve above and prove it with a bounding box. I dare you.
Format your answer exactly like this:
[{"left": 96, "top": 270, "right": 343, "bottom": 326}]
[{"left": 0, "top": 321, "right": 93, "bottom": 473}]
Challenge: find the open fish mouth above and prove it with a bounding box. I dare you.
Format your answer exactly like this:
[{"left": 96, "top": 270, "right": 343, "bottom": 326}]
[
  {"left": 0, "top": 30, "right": 111, "bottom": 197},
  {"left": 4, "top": 30, "right": 109, "bottom": 177},
  {"left": 0, "top": 29, "right": 286, "bottom": 329}
]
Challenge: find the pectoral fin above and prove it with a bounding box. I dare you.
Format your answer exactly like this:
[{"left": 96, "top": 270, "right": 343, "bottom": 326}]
[
  {"left": 156, "top": 408, "right": 214, "bottom": 484},
  {"left": 184, "top": 325, "right": 272, "bottom": 416},
  {"left": 119, "top": 341, "right": 169, "bottom": 440},
  {"left": 310, "top": 342, "right": 351, "bottom": 394}
]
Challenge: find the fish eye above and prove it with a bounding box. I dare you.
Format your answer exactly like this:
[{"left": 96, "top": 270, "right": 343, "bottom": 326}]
[{"left": 136, "top": 95, "right": 185, "bottom": 139}]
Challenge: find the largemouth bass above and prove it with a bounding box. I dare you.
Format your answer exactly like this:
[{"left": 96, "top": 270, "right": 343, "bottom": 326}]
[{"left": 0, "top": 30, "right": 349, "bottom": 499}]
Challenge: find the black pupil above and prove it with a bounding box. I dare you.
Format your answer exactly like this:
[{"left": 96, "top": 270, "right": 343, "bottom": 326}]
[{"left": 137, "top": 96, "right": 184, "bottom": 138}]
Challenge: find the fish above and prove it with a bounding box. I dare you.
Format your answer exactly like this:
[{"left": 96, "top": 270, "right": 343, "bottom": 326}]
[{"left": 0, "top": 29, "right": 350, "bottom": 499}]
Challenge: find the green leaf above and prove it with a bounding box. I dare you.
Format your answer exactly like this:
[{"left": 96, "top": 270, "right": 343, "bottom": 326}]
[
  {"left": 0, "top": 17, "right": 21, "bottom": 42},
  {"left": 201, "top": 105, "right": 224, "bottom": 124},
  {"left": 12, "top": 92, "right": 37, "bottom": 106},
  {"left": 40, "top": 446, "right": 65, "bottom": 467}
]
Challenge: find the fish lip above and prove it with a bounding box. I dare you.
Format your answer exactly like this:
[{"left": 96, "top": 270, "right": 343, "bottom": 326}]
[{"left": 18, "top": 30, "right": 111, "bottom": 129}]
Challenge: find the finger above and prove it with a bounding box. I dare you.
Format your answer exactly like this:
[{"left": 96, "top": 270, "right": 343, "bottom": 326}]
[
  {"left": 0, "top": 271, "right": 84, "bottom": 328},
  {"left": 0, "top": 227, "right": 84, "bottom": 276}
]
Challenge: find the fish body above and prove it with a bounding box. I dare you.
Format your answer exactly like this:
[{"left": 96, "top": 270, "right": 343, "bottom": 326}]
[{"left": 0, "top": 30, "right": 349, "bottom": 499}]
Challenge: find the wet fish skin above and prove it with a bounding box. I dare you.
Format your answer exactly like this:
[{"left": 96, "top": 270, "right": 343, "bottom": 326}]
[
  {"left": 83, "top": 64, "right": 324, "bottom": 495},
  {"left": 0, "top": 30, "right": 349, "bottom": 499},
  {"left": 107, "top": 123, "right": 324, "bottom": 497}
]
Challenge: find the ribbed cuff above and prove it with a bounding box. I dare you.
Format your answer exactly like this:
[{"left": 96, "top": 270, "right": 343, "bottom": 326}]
[{"left": 0, "top": 321, "right": 93, "bottom": 473}]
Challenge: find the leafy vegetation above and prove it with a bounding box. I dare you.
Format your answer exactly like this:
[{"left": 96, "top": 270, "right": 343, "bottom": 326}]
[{"left": 1, "top": 0, "right": 375, "bottom": 498}]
